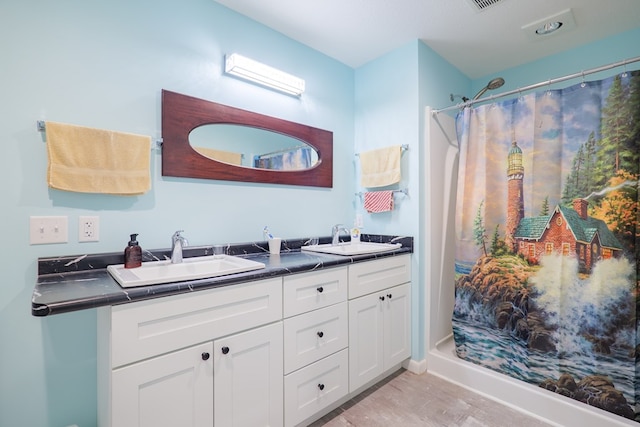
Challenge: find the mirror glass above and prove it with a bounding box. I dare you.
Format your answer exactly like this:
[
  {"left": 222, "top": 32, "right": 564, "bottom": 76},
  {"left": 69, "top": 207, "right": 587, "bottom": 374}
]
[{"left": 189, "top": 124, "right": 319, "bottom": 170}]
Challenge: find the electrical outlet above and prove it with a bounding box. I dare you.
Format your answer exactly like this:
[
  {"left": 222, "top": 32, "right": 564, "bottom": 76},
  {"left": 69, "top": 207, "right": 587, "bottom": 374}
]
[
  {"left": 78, "top": 215, "right": 100, "bottom": 242},
  {"left": 30, "top": 216, "right": 68, "bottom": 244}
]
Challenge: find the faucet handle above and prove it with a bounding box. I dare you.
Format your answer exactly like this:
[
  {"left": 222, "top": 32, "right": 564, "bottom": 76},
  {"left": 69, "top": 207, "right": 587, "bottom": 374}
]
[{"left": 172, "top": 230, "right": 188, "bottom": 247}]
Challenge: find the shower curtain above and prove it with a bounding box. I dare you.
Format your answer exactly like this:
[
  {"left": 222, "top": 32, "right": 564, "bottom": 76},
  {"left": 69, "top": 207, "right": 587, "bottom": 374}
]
[{"left": 452, "top": 70, "right": 640, "bottom": 421}]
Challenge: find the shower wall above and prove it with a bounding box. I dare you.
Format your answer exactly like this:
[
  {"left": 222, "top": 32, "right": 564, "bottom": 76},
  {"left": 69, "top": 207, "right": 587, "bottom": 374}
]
[
  {"left": 423, "top": 108, "right": 458, "bottom": 351},
  {"left": 423, "top": 108, "right": 637, "bottom": 427}
]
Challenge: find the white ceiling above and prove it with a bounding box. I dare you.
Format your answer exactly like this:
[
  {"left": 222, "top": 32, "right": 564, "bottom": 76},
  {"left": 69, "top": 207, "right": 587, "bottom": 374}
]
[{"left": 214, "top": 0, "right": 640, "bottom": 79}]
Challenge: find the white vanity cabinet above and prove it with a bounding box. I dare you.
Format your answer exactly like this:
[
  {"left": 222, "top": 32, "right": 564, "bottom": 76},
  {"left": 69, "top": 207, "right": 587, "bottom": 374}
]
[
  {"left": 97, "top": 253, "right": 411, "bottom": 427},
  {"left": 97, "top": 278, "right": 283, "bottom": 427},
  {"left": 282, "top": 267, "right": 350, "bottom": 427},
  {"left": 348, "top": 255, "right": 411, "bottom": 392}
]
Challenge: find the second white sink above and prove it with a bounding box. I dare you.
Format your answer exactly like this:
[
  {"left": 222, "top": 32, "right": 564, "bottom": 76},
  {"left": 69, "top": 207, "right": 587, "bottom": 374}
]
[
  {"left": 107, "top": 255, "right": 266, "bottom": 288},
  {"left": 301, "top": 241, "right": 401, "bottom": 256}
]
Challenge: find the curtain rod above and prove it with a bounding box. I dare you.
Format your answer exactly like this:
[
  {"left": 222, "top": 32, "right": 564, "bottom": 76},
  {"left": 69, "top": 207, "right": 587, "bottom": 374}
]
[{"left": 432, "top": 55, "right": 640, "bottom": 114}]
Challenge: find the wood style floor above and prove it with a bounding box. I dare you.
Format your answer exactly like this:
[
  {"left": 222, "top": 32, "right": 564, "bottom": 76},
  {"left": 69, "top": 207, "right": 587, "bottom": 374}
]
[{"left": 309, "top": 369, "right": 551, "bottom": 427}]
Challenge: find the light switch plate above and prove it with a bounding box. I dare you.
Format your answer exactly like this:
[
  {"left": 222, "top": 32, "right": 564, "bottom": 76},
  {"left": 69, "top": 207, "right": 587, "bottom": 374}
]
[{"left": 30, "top": 216, "right": 68, "bottom": 244}]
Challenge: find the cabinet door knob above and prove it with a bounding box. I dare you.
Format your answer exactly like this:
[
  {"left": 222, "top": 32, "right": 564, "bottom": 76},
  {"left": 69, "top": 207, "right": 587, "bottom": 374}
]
[
  {"left": 379, "top": 296, "right": 385, "bottom": 301},
  {"left": 387, "top": 293, "right": 393, "bottom": 299},
  {"left": 317, "top": 286, "right": 324, "bottom": 293},
  {"left": 221, "top": 346, "right": 230, "bottom": 355},
  {"left": 318, "top": 383, "right": 325, "bottom": 391},
  {"left": 201, "top": 352, "right": 210, "bottom": 361},
  {"left": 317, "top": 331, "right": 324, "bottom": 338}
]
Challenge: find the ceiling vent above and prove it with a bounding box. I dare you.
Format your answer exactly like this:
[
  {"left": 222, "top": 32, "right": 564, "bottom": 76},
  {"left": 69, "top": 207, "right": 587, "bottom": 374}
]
[{"left": 465, "top": 0, "right": 504, "bottom": 12}]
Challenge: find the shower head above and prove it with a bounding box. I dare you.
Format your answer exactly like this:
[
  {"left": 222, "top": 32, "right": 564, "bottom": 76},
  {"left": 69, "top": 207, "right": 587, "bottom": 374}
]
[
  {"left": 472, "top": 77, "right": 505, "bottom": 100},
  {"left": 487, "top": 77, "right": 505, "bottom": 90}
]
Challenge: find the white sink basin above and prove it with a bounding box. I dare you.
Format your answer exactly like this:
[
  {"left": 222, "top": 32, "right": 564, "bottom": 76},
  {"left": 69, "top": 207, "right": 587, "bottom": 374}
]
[
  {"left": 301, "top": 241, "right": 401, "bottom": 256},
  {"left": 107, "top": 255, "right": 266, "bottom": 288}
]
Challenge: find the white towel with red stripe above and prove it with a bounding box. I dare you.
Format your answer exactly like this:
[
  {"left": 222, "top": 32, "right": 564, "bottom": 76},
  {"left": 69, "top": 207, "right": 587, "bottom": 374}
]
[{"left": 364, "top": 190, "right": 394, "bottom": 213}]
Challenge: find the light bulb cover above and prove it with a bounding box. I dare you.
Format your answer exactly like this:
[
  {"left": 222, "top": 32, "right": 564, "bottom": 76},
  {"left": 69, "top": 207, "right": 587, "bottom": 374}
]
[
  {"left": 225, "top": 53, "right": 305, "bottom": 96},
  {"left": 535, "top": 21, "right": 563, "bottom": 35}
]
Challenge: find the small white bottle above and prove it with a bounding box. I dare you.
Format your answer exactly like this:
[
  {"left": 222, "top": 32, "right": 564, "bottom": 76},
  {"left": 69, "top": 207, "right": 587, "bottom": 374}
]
[{"left": 351, "top": 226, "right": 361, "bottom": 244}]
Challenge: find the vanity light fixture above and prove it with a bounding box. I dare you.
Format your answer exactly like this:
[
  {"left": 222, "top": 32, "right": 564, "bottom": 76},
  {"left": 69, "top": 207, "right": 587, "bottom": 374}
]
[{"left": 224, "top": 53, "right": 306, "bottom": 96}]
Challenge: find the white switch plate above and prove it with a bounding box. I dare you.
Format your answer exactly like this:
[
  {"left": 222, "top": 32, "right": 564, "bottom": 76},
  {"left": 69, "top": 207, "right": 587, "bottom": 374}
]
[
  {"left": 78, "top": 215, "right": 100, "bottom": 242},
  {"left": 30, "top": 216, "right": 68, "bottom": 244}
]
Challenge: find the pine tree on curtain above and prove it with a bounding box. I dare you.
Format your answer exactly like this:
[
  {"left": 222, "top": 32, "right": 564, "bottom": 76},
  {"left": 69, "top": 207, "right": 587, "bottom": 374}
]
[{"left": 452, "top": 70, "right": 640, "bottom": 421}]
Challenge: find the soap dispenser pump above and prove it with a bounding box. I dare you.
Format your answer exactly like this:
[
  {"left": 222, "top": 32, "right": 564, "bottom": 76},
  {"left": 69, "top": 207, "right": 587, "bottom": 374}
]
[{"left": 124, "top": 233, "right": 142, "bottom": 269}]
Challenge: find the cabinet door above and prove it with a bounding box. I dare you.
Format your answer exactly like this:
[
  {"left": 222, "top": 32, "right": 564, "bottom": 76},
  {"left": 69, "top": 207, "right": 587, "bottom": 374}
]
[
  {"left": 111, "top": 342, "right": 214, "bottom": 427},
  {"left": 348, "top": 292, "right": 384, "bottom": 392},
  {"left": 214, "top": 322, "right": 283, "bottom": 427},
  {"left": 383, "top": 283, "right": 411, "bottom": 369}
]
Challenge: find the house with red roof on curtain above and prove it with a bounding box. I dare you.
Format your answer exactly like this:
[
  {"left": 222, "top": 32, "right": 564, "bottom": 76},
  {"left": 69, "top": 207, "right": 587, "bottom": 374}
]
[{"left": 505, "top": 140, "right": 623, "bottom": 273}]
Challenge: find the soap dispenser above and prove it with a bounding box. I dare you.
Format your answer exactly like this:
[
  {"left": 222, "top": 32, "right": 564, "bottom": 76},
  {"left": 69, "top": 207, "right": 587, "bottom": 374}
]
[{"left": 124, "top": 233, "right": 142, "bottom": 269}]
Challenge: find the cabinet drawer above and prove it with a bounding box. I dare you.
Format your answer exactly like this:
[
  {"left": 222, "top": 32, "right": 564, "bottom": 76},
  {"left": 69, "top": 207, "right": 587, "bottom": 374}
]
[
  {"left": 283, "top": 267, "right": 347, "bottom": 317},
  {"left": 284, "top": 302, "right": 348, "bottom": 374},
  {"left": 284, "top": 349, "right": 349, "bottom": 427},
  {"left": 110, "top": 278, "right": 282, "bottom": 367},
  {"left": 348, "top": 254, "right": 411, "bottom": 299}
]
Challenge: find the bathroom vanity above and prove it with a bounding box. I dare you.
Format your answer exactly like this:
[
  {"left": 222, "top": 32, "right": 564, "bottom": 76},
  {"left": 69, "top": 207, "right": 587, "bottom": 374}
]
[{"left": 32, "top": 235, "right": 412, "bottom": 427}]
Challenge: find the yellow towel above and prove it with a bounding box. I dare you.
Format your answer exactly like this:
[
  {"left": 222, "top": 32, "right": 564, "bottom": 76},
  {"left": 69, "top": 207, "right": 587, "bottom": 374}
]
[
  {"left": 192, "top": 146, "right": 243, "bottom": 165},
  {"left": 359, "top": 145, "right": 402, "bottom": 188},
  {"left": 46, "top": 121, "right": 151, "bottom": 195}
]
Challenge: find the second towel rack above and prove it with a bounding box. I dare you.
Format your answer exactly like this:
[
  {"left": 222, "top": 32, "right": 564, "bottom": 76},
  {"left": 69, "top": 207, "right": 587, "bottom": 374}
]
[
  {"left": 355, "top": 144, "right": 408, "bottom": 157},
  {"left": 355, "top": 188, "right": 409, "bottom": 198}
]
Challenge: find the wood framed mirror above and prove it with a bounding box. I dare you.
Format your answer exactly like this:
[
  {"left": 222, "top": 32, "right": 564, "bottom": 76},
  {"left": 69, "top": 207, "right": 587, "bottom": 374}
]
[{"left": 161, "top": 90, "right": 333, "bottom": 187}]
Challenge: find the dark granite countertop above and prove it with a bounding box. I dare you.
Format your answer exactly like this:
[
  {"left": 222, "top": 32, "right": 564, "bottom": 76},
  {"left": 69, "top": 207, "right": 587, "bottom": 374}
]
[{"left": 32, "top": 234, "right": 412, "bottom": 317}]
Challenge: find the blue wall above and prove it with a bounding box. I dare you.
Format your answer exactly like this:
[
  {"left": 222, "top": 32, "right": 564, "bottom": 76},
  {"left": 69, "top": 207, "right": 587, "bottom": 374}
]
[
  {"left": 471, "top": 28, "right": 640, "bottom": 101},
  {"left": 1, "top": 1, "right": 353, "bottom": 425},
  {"left": 1, "top": 0, "right": 639, "bottom": 424},
  {"left": 354, "top": 40, "right": 469, "bottom": 362}
]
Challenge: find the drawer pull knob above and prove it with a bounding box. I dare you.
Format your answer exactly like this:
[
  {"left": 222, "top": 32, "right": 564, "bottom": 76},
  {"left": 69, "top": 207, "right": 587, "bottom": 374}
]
[
  {"left": 317, "top": 331, "right": 324, "bottom": 338},
  {"left": 201, "top": 352, "right": 210, "bottom": 361},
  {"left": 317, "top": 286, "right": 324, "bottom": 293},
  {"left": 379, "top": 296, "right": 385, "bottom": 301},
  {"left": 221, "top": 346, "right": 230, "bottom": 355},
  {"left": 318, "top": 383, "right": 325, "bottom": 391},
  {"left": 387, "top": 293, "right": 393, "bottom": 299}
]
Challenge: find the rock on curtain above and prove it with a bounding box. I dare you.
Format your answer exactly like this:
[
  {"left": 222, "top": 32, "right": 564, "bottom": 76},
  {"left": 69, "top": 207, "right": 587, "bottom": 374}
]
[{"left": 452, "top": 70, "right": 640, "bottom": 421}]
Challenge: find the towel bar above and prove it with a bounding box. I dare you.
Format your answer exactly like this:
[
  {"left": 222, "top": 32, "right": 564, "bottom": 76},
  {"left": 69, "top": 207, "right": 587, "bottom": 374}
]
[
  {"left": 37, "top": 120, "right": 162, "bottom": 149},
  {"left": 355, "top": 144, "right": 408, "bottom": 157},
  {"left": 355, "top": 188, "right": 409, "bottom": 198}
]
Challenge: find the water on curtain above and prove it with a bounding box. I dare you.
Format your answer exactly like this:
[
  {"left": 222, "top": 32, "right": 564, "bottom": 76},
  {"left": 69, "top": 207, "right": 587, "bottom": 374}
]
[{"left": 452, "top": 70, "right": 640, "bottom": 421}]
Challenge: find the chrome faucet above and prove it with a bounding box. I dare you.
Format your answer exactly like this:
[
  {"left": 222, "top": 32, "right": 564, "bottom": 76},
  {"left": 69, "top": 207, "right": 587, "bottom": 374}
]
[
  {"left": 331, "top": 224, "right": 350, "bottom": 245},
  {"left": 171, "top": 230, "right": 188, "bottom": 263}
]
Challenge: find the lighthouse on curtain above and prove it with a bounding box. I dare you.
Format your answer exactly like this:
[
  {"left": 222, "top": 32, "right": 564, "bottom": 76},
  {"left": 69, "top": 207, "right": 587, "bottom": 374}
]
[{"left": 506, "top": 139, "right": 524, "bottom": 251}]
